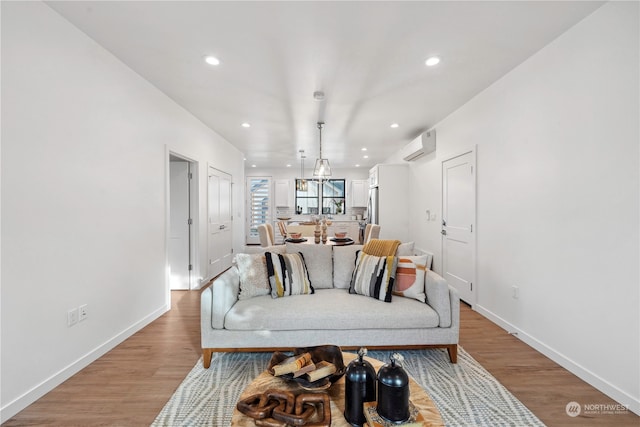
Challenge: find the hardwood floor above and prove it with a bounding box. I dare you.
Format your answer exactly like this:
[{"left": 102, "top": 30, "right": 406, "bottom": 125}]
[{"left": 3, "top": 291, "right": 638, "bottom": 426}]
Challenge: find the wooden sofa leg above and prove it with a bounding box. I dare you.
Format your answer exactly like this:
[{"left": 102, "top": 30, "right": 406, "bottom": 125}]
[
  {"left": 203, "top": 348, "right": 214, "bottom": 369},
  {"left": 447, "top": 344, "right": 458, "bottom": 363}
]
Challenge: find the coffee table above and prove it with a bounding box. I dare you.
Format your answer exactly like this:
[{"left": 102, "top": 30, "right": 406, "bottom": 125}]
[{"left": 231, "top": 352, "right": 444, "bottom": 426}]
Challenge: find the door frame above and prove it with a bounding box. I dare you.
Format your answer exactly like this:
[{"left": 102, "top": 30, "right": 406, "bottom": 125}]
[
  {"left": 165, "top": 150, "right": 199, "bottom": 301},
  {"left": 441, "top": 147, "right": 477, "bottom": 307}
]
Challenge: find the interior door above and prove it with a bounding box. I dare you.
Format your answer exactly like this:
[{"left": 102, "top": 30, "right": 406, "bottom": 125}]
[
  {"left": 169, "top": 159, "right": 191, "bottom": 289},
  {"left": 442, "top": 151, "right": 476, "bottom": 305},
  {"left": 208, "top": 166, "right": 233, "bottom": 279}
]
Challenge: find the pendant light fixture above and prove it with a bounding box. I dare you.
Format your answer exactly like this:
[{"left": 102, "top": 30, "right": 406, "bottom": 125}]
[
  {"left": 313, "top": 121, "right": 332, "bottom": 178},
  {"left": 296, "top": 150, "right": 308, "bottom": 191}
]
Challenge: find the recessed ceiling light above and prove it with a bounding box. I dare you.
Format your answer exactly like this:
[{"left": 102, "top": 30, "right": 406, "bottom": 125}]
[
  {"left": 425, "top": 56, "right": 440, "bottom": 67},
  {"left": 390, "top": 123, "right": 399, "bottom": 128},
  {"left": 251, "top": 164, "right": 256, "bottom": 168},
  {"left": 241, "top": 122, "right": 251, "bottom": 128},
  {"left": 286, "top": 164, "right": 291, "bottom": 167},
  {"left": 204, "top": 55, "right": 220, "bottom": 66},
  {"left": 361, "top": 148, "right": 367, "bottom": 151},
  {"left": 363, "top": 155, "right": 369, "bottom": 159},
  {"left": 355, "top": 164, "right": 360, "bottom": 168}
]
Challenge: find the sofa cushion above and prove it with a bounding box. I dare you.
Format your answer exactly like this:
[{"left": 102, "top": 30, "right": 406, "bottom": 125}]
[
  {"left": 285, "top": 243, "right": 333, "bottom": 289},
  {"left": 266, "top": 252, "right": 314, "bottom": 298},
  {"left": 224, "top": 289, "right": 440, "bottom": 330},
  {"left": 349, "top": 252, "right": 397, "bottom": 302},
  {"left": 393, "top": 255, "right": 428, "bottom": 303},
  {"left": 333, "top": 244, "right": 363, "bottom": 289},
  {"left": 396, "top": 241, "right": 415, "bottom": 256},
  {"left": 236, "top": 253, "right": 270, "bottom": 300},
  {"left": 263, "top": 245, "right": 287, "bottom": 254}
]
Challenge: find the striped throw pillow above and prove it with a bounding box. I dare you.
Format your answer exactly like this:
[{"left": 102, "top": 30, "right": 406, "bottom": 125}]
[
  {"left": 393, "top": 255, "right": 428, "bottom": 303},
  {"left": 265, "top": 252, "right": 314, "bottom": 298},
  {"left": 349, "top": 251, "right": 398, "bottom": 302}
]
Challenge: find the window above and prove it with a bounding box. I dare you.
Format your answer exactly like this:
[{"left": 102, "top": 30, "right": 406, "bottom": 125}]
[{"left": 295, "top": 179, "right": 345, "bottom": 215}]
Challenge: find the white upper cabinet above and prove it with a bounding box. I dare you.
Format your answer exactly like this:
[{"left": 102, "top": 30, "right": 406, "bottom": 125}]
[
  {"left": 274, "top": 179, "right": 290, "bottom": 207},
  {"left": 351, "top": 179, "right": 368, "bottom": 207}
]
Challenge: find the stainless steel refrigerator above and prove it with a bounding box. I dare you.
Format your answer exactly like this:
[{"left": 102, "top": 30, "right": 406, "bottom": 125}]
[{"left": 367, "top": 186, "right": 379, "bottom": 225}]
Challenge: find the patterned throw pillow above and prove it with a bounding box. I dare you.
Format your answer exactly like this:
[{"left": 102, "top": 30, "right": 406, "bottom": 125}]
[
  {"left": 349, "top": 251, "right": 398, "bottom": 302},
  {"left": 393, "top": 255, "right": 428, "bottom": 303},
  {"left": 265, "top": 252, "right": 314, "bottom": 298},
  {"left": 235, "top": 253, "right": 270, "bottom": 300}
]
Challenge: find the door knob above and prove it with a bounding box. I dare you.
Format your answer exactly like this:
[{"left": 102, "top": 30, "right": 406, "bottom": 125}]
[
  {"left": 219, "top": 225, "right": 225, "bottom": 230},
  {"left": 441, "top": 229, "right": 447, "bottom": 236}
]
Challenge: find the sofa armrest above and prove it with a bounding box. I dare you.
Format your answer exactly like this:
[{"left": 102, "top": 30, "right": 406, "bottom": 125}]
[
  {"left": 425, "top": 270, "right": 454, "bottom": 328},
  {"left": 201, "top": 267, "right": 240, "bottom": 330}
]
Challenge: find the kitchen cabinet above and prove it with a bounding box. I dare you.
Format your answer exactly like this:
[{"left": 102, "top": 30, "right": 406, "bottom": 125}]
[
  {"left": 274, "top": 179, "right": 290, "bottom": 207},
  {"left": 350, "top": 179, "right": 368, "bottom": 207}
]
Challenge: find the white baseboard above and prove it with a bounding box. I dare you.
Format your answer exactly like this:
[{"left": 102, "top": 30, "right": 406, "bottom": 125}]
[
  {"left": 474, "top": 304, "right": 640, "bottom": 416},
  {"left": 0, "top": 305, "right": 169, "bottom": 423}
]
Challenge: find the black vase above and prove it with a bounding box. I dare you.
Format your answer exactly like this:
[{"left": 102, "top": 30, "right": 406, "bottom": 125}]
[
  {"left": 344, "top": 348, "right": 376, "bottom": 426},
  {"left": 377, "top": 353, "right": 410, "bottom": 423}
]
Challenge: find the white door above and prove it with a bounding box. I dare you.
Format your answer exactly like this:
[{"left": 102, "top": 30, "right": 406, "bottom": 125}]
[
  {"left": 442, "top": 151, "right": 476, "bottom": 305},
  {"left": 246, "top": 177, "right": 271, "bottom": 245},
  {"left": 208, "top": 167, "right": 233, "bottom": 279},
  {"left": 169, "top": 160, "right": 191, "bottom": 289}
]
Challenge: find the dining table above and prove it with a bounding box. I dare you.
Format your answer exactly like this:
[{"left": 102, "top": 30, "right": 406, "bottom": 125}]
[{"left": 284, "top": 236, "right": 355, "bottom": 246}]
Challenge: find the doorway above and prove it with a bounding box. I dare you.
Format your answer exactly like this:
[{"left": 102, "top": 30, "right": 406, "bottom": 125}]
[
  {"left": 441, "top": 150, "right": 476, "bottom": 305},
  {"left": 169, "top": 154, "right": 196, "bottom": 290}
]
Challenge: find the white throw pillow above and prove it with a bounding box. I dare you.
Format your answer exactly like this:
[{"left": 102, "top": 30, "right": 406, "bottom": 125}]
[
  {"left": 333, "top": 245, "right": 363, "bottom": 289},
  {"left": 236, "top": 253, "right": 270, "bottom": 300},
  {"left": 285, "top": 243, "right": 333, "bottom": 289}
]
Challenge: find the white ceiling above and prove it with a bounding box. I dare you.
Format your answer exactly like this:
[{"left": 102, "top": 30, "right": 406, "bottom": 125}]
[{"left": 46, "top": 1, "right": 604, "bottom": 169}]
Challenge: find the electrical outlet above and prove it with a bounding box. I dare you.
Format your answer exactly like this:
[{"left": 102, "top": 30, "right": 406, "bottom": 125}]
[
  {"left": 67, "top": 308, "right": 79, "bottom": 326},
  {"left": 79, "top": 304, "right": 88, "bottom": 321},
  {"left": 512, "top": 285, "right": 519, "bottom": 299}
]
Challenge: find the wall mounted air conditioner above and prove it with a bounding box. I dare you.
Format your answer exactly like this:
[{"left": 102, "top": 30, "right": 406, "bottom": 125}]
[{"left": 401, "top": 130, "right": 436, "bottom": 161}]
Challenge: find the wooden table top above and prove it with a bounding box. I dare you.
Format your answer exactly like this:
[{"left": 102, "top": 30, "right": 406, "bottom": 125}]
[{"left": 231, "top": 352, "right": 444, "bottom": 426}]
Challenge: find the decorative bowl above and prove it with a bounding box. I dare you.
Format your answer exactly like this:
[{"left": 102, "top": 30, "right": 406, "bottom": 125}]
[
  {"left": 289, "top": 232, "right": 302, "bottom": 239},
  {"left": 334, "top": 232, "right": 347, "bottom": 239},
  {"left": 267, "top": 345, "right": 346, "bottom": 390}
]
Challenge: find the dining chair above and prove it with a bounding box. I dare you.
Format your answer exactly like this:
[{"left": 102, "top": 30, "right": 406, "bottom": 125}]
[
  {"left": 364, "top": 224, "right": 381, "bottom": 243},
  {"left": 277, "top": 221, "right": 288, "bottom": 240},
  {"left": 258, "top": 223, "right": 274, "bottom": 247}
]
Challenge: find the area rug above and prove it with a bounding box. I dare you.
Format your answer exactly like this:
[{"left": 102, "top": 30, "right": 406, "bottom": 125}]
[{"left": 151, "top": 347, "right": 545, "bottom": 426}]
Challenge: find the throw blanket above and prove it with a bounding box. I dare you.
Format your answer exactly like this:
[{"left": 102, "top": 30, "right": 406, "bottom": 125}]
[{"left": 363, "top": 239, "right": 401, "bottom": 256}]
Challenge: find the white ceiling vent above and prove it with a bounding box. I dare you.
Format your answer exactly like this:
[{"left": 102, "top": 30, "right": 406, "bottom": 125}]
[{"left": 401, "top": 130, "right": 436, "bottom": 161}]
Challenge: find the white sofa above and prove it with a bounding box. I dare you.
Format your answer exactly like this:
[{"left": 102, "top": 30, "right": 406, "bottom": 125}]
[{"left": 201, "top": 242, "right": 460, "bottom": 368}]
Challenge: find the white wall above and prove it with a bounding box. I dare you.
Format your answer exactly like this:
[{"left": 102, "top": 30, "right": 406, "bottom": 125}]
[
  {"left": 0, "top": 1, "right": 244, "bottom": 420},
  {"left": 387, "top": 2, "right": 639, "bottom": 413}
]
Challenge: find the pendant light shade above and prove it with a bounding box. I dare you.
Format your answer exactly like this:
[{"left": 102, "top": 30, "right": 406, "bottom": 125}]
[
  {"left": 313, "top": 122, "right": 332, "bottom": 178},
  {"left": 296, "top": 150, "right": 308, "bottom": 191}
]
